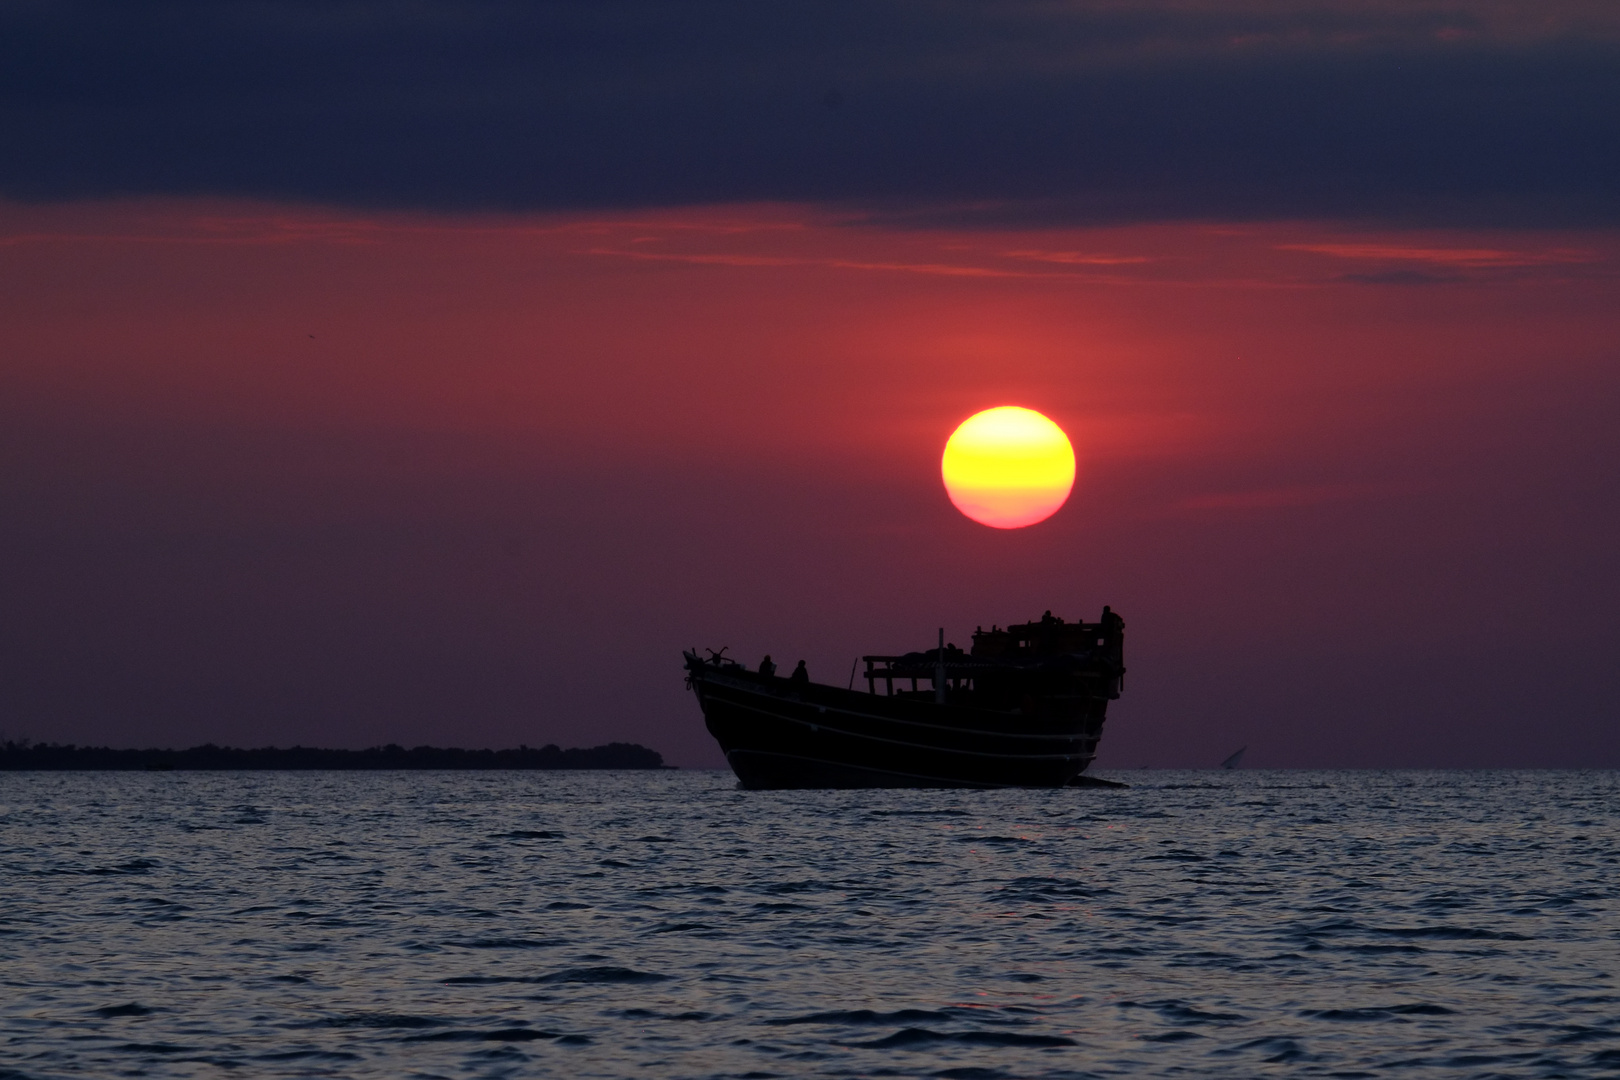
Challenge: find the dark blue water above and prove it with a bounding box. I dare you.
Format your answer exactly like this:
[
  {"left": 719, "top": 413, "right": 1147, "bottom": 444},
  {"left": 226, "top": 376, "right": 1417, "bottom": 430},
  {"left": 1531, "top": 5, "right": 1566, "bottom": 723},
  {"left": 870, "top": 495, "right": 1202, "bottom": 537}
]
[{"left": 1, "top": 770, "right": 1615, "bottom": 1078}]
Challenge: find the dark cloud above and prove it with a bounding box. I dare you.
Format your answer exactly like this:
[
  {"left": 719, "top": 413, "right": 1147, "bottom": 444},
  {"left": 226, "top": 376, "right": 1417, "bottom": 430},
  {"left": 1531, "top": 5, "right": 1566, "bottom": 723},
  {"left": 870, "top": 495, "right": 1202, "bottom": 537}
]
[{"left": 2, "top": 1, "right": 1618, "bottom": 223}]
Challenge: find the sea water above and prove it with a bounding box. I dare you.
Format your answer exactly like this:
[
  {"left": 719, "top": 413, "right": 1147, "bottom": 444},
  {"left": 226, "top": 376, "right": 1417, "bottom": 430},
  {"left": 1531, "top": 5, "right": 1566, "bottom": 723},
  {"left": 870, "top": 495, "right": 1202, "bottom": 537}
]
[{"left": 0, "top": 770, "right": 1615, "bottom": 1079}]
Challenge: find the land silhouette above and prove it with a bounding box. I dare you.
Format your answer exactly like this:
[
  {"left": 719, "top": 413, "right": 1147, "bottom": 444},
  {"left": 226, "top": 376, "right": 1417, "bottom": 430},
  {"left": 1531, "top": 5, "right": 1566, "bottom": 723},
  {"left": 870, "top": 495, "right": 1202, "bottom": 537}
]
[{"left": 0, "top": 741, "right": 665, "bottom": 771}]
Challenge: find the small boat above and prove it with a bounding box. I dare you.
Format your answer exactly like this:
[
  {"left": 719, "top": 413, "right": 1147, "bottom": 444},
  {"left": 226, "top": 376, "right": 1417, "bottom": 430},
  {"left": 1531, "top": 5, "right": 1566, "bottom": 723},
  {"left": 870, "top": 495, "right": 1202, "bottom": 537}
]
[
  {"left": 684, "top": 608, "right": 1126, "bottom": 789},
  {"left": 1219, "top": 746, "right": 1246, "bottom": 770}
]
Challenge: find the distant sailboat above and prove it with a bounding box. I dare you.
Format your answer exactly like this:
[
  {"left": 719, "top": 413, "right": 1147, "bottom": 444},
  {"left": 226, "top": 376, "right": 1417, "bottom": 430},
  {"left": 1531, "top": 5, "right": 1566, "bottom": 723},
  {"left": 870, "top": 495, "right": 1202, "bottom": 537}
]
[{"left": 1219, "top": 746, "right": 1246, "bottom": 770}]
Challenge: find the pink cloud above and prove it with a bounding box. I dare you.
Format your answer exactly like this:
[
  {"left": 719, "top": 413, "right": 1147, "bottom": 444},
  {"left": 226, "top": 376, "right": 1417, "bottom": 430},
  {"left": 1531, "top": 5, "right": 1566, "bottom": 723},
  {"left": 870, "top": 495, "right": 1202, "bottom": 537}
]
[{"left": 1279, "top": 242, "right": 1599, "bottom": 268}]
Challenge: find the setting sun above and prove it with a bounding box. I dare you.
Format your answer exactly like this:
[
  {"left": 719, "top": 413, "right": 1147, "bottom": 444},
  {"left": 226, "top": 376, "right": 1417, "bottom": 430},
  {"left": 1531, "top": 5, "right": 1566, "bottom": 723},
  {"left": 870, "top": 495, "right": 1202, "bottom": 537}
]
[{"left": 941, "top": 406, "right": 1076, "bottom": 528}]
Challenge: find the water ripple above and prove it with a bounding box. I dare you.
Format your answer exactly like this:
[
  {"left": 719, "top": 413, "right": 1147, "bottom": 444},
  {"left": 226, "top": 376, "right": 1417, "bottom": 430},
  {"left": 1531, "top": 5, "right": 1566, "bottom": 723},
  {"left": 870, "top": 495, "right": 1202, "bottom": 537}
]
[{"left": 0, "top": 769, "right": 1615, "bottom": 1077}]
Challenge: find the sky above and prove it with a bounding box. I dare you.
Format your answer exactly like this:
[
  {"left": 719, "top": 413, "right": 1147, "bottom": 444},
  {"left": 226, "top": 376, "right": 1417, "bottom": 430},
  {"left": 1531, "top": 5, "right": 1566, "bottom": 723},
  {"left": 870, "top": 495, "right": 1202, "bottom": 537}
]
[{"left": 2, "top": 1, "right": 1618, "bottom": 768}]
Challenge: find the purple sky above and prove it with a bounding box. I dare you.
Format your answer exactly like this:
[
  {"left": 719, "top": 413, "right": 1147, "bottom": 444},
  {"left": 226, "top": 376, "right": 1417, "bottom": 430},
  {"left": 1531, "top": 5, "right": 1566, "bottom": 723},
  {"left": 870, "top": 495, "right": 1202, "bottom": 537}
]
[
  {"left": 3, "top": 4, "right": 1619, "bottom": 767},
  {"left": 3, "top": 205, "right": 1616, "bottom": 767}
]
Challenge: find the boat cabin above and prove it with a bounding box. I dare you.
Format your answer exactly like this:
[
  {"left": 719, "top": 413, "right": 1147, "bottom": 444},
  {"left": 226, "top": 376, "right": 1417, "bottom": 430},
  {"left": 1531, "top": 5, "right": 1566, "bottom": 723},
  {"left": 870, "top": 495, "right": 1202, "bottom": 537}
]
[{"left": 860, "top": 608, "right": 1124, "bottom": 708}]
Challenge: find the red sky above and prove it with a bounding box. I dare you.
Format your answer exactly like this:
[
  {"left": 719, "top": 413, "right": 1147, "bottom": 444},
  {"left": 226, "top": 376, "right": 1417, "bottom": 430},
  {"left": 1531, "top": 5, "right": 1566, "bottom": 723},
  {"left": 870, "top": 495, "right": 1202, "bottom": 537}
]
[{"left": 3, "top": 199, "right": 1617, "bottom": 767}]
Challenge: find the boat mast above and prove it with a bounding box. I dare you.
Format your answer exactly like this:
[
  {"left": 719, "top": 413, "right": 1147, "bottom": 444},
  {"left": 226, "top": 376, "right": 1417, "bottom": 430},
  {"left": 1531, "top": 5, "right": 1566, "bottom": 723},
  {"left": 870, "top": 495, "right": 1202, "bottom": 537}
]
[{"left": 935, "top": 627, "right": 945, "bottom": 704}]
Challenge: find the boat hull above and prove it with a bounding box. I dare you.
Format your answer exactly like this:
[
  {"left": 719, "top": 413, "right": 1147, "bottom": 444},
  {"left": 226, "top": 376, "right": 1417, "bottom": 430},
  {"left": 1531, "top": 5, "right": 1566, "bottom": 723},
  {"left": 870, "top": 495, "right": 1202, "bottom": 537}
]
[{"left": 688, "top": 665, "right": 1108, "bottom": 789}]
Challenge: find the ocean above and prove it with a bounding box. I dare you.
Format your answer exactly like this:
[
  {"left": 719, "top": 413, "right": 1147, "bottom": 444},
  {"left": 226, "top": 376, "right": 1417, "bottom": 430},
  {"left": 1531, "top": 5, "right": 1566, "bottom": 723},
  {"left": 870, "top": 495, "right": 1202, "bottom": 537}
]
[{"left": 1, "top": 769, "right": 1615, "bottom": 1078}]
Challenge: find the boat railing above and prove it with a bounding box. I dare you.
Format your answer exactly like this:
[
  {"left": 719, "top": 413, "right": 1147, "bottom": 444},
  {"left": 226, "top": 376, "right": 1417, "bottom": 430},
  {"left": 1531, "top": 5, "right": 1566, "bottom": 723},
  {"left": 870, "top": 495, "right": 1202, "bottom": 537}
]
[
  {"left": 860, "top": 654, "right": 995, "bottom": 696},
  {"left": 860, "top": 652, "right": 1119, "bottom": 697}
]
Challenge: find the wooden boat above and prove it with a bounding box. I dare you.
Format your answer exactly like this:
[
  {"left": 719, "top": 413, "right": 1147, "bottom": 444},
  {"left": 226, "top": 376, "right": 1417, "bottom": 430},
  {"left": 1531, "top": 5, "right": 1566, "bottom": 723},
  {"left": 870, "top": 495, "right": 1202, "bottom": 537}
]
[{"left": 684, "top": 608, "right": 1125, "bottom": 789}]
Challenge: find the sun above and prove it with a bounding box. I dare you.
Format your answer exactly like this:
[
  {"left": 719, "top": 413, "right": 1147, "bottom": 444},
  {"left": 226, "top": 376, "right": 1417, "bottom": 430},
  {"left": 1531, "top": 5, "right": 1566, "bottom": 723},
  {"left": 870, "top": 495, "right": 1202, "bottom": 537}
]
[{"left": 941, "top": 406, "right": 1076, "bottom": 528}]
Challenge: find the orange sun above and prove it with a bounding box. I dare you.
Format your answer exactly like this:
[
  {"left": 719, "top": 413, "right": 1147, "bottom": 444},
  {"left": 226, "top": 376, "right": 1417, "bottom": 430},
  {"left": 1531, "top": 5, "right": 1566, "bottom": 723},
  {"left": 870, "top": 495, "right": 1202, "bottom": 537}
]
[{"left": 941, "top": 406, "right": 1076, "bottom": 528}]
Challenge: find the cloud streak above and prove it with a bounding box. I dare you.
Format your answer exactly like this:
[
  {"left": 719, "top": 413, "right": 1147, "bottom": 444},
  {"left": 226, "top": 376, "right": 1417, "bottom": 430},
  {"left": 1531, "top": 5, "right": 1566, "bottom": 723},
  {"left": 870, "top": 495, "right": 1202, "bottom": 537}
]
[
  {"left": 1181, "top": 481, "right": 1430, "bottom": 511},
  {"left": 1281, "top": 243, "right": 1599, "bottom": 267},
  {"left": 582, "top": 246, "right": 1097, "bottom": 280}
]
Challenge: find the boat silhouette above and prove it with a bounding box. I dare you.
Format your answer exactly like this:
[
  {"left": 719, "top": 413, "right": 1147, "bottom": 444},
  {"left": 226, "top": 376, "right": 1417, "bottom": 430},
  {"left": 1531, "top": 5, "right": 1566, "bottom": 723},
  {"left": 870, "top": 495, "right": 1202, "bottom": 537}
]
[
  {"left": 685, "top": 608, "right": 1125, "bottom": 789},
  {"left": 1220, "top": 746, "right": 1247, "bottom": 770}
]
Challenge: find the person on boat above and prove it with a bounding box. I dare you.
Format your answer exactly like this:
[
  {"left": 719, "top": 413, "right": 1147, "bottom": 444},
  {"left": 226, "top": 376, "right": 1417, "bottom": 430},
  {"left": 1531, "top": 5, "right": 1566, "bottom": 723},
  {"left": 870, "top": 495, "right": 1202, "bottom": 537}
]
[
  {"left": 789, "top": 660, "right": 809, "bottom": 685},
  {"left": 759, "top": 655, "right": 776, "bottom": 676}
]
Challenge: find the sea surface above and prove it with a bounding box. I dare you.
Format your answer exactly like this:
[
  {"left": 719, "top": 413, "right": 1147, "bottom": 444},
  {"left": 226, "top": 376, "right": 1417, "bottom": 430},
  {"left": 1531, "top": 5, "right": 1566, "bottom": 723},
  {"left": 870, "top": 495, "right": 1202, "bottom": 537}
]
[{"left": 1, "top": 770, "right": 1616, "bottom": 1079}]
